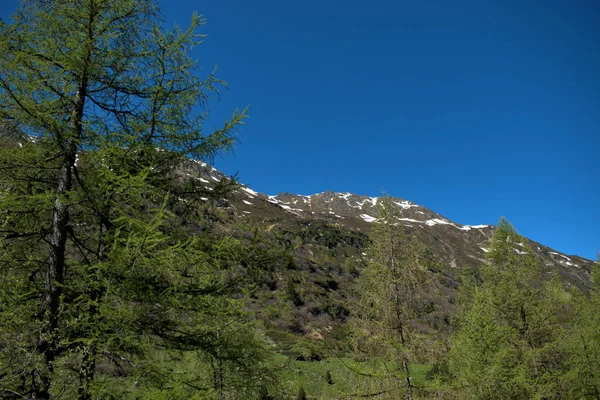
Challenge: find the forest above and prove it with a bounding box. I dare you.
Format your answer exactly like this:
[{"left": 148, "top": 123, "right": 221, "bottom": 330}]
[{"left": 0, "top": 1, "right": 598, "bottom": 399}]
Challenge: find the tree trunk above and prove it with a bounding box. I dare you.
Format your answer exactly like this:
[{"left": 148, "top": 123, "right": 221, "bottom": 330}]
[
  {"left": 78, "top": 344, "right": 96, "bottom": 400},
  {"left": 34, "top": 155, "right": 73, "bottom": 399},
  {"left": 396, "top": 308, "right": 413, "bottom": 400},
  {"left": 77, "top": 218, "right": 108, "bottom": 400},
  {"left": 33, "top": 49, "right": 90, "bottom": 397},
  {"left": 390, "top": 237, "right": 413, "bottom": 400}
]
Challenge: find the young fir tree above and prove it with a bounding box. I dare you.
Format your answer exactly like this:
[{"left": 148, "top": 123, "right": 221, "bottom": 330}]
[
  {"left": 448, "top": 218, "right": 572, "bottom": 399},
  {"left": 349, "top": 196, "right": 431, "bottom": 400},
  {"left": 0, "top": 1, "right": 268, "bottom": 399}
]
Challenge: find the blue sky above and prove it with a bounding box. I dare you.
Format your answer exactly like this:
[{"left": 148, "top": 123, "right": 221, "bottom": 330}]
[{"left": 1, "top": 1, "right": 598, "bottom": 260}]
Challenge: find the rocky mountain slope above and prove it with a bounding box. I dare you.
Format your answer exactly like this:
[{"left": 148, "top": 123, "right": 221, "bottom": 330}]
[
  {"left": 183, "top": 159, "right": 594, "bottom": 288},
  {"left": 176, "top": 159, "right": 595, "bottom": 356}
]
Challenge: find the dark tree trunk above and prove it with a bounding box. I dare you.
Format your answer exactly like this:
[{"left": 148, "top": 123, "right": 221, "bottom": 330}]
[
  {"left": 34, "top": 154, "right": 73, "bottom": 399},
  {"left": 33, "top": 56, "right": 89, "bottom": 398}
]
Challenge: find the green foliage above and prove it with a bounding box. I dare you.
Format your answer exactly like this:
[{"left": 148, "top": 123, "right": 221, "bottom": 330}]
[
  {"left": 349, "top": 196, "right": 436, "bottom": 399},
  {"left": 297, "top": 385, "right": 307, "bottom": 400},
  {"left": 561, "top": 263, "right": 600, "bottom": 399},
  {"left": 447, "top": 218, "right": 573, "bottom": 399},
  {"left": 0, "top": 0, "right": 272, "bottom": 398},
  {"left": 325, "top": 370, "right": 334, "bottom": 385}
]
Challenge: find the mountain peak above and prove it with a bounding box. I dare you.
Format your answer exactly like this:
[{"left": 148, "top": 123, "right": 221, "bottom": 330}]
[{"left": 184, "top": 159, "right": 594, "bottom": 284}]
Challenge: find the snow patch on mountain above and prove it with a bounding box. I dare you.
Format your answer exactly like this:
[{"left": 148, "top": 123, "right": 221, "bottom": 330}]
[
  {"left": 360, "top": 214, "right": 377, "bottom": 223},
  {"left": 425, "top": 218, "right": 452, "bottom": 226},
  {"left": 241, "top": 187, "right": 258, "bottom": 197},
  {"left": 394, "top": 200, "right": 418, "bottom": 209},
  {"left": 398, "top": 217, "right": 422, "bottom": 223}
]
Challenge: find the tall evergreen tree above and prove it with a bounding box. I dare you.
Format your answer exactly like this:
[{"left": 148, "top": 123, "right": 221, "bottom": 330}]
[
  {"left": 448, "top": 218, "right": 572, "bottom": 399},
  {"left": 0, "top": 1, "right": 253, "bottom": 398},
  {"left": 562, "top": 260, "right": 600, "bottom": 399},
  {"left": 350, "top": 196, "right": 432, "bottom": 400}
]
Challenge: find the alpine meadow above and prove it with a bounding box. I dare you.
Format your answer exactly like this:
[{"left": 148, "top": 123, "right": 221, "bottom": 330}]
[{"left": 0, "top": 1, "right": 598, "bottom": 399}]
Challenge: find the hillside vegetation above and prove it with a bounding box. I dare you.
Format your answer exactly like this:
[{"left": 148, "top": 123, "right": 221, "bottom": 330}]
[{"left": 0, "top": 1, "right": 598, "bottom": 399}]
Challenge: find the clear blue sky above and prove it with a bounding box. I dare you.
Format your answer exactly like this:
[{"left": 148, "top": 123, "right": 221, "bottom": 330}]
[{"left": 1, "top": 1, "right": 598, "bottom": 260}]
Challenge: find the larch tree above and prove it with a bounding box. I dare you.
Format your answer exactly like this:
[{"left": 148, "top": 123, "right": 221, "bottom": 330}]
[
  {"left": 448, "top": 218, "right": 572, "bottom": 399},
  {"left": 563, "top": 260, "right": 600, "bottom": 399},
  {"left": 0, "top": 1, "right": 252, "bottom": 398},
  {"left": 349, "top": 196, "right": 432, "bottom": 400}
]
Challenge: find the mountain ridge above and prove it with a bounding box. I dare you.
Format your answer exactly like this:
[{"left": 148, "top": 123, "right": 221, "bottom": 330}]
[{"left": 183, "top": 159, "right": 594, "bottom": 288}]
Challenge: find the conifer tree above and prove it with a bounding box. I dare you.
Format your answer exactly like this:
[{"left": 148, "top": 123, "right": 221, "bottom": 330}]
[
  {"left": 563, "top": 260, "right": 600, "bottom": 399},
  {"left": 448, "top": 218, "right": 571, "bottom": 399},
  {"left": 350, "top": 196, "right": 431, "bottom": 400},
  {"left": 0, "top": 1, "right": 253, "bottom": 398}
]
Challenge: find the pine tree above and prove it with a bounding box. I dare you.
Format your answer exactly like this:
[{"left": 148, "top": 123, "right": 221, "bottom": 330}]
[
  {"left": 349, "top": 196, "right": 431, "bottom": 400},
  {"left": 0, "top": 1, "right": 251, "bottom": 398}
]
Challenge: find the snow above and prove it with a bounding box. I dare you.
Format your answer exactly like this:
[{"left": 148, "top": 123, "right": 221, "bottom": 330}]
[
  {"left": 421, "top": 219, "right": 491, "bottom": 231},
  {"left": 190, "top": 159, "right": 218, "bottom": 172},
  {"left": 241, "top": 187, "right": 258, "bottom": 196},
  {"left": 279, "top": 204, "right": 303, "bottom": 212},
  {"left": 463, "top": 224, "right": 490, "bottom": 229},
  {"left": 514, "top": 248, "right": 528, "bottom": 255},
  {"left": 200, "top": 197, "right": 208, "bottom": 201},
  {"left": 480, "top": 247, "right": 490, "bottom": 253},
  {"left": 368, "top": 197, "right": 378, "bottom": 206},
  {"left": 353, "top": 200, "right": 366, "bottom": 208},
  {"left": 242, "top": 200, "right": 253, "bottom": 206},
  {"left": 425, "top": 218, "right": 452, "bottom": 226},
  {"left": 565, "top": 261, "right": 580, "bottom": 268},
  {"left": 196, "top": 177, "right": 210, "bottom": 183},
  {"left": 394, "top": 200, "right": 418, "bottom": 209},
  {"left": 549, "top": 251, "right": 573, "bottom": 261},
  {"left": 397, "top": 217, "right": 422, "bottom": 223},
  {"left": 360, "top": 214, "right": 377, "bottom": 223},
  {"left": 339, "top": 192, "right": 353, "bottom": 200}
]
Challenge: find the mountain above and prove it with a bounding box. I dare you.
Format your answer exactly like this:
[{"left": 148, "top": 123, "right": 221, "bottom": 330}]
[
  {"left": 184, "top": 159, "right": 594, "bottom": 285},
  {"left": 180, "top": 159, "right": 595, "bottom": 355}
]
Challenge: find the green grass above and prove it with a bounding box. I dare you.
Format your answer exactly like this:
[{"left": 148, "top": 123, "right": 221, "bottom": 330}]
[{"left": 269, "top": 354, "right": 434, "bottom": 399}]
